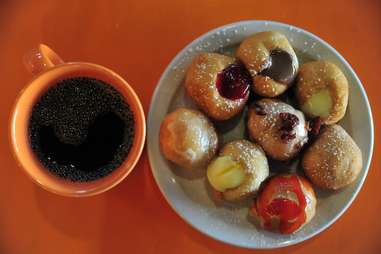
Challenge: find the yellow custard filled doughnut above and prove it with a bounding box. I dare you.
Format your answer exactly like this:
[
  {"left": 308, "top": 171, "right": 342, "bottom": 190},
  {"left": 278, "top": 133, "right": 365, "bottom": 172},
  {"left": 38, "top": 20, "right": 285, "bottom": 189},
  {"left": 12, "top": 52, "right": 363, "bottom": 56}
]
[
  {"left": 159, "top": 108, "right": 218, "bottom": 169},
  {"left": 185, "top": 53, "right": 252, "bottom": 120},
  {"left": 247, "top": 99, "right": 308, "bottom": 161},
  {"left": 295, "top": 60, "right": 349, "bottom": 125},
  {"left": 302, "top": 125, "right": 362, "bottom": 190},
  {"left": 236, "top": 31, "right": 299, "bottom": 97},
  {"left": 206, "top": 140, "right": 269, "bottom": 201}
]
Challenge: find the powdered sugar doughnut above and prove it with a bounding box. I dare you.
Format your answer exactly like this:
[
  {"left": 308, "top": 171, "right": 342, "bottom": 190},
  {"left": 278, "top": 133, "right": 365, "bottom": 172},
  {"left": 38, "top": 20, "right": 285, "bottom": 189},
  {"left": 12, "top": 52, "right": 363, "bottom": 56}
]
[
  {"left": 236, "top": 31, "right": 298, "bottom": 97},
  {"left": 206, "top": 140, "right": 269, "bottom": 201},
  {"left": 159, "top": 108, "right": 218, "bottom": 169},
  {"left": 247, "top": 99, "right": 308, "bottom": 161},
  {"left": 302, "top": 125, "right": 362, "bottom": 190},
  {"left": 185, "top": 53, "right": 252, "bottom": 120}
]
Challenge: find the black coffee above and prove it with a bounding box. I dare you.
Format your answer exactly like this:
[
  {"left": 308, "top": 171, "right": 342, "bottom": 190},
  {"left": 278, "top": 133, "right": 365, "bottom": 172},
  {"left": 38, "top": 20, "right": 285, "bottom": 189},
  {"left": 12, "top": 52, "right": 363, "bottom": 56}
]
[{"left": 29, "top": 77, "right": 135, "bottom": 182}]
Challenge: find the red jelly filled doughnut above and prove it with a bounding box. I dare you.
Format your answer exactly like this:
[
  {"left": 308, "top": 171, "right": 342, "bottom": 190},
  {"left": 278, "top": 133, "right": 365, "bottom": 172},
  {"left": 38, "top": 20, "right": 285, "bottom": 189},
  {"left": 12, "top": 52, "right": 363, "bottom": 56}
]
[
  {"left": 185, "top": 53, "right": 252, "bottom": 120},
  {"left": 250, "top": 174, "right": 316, "bottom": 234}
]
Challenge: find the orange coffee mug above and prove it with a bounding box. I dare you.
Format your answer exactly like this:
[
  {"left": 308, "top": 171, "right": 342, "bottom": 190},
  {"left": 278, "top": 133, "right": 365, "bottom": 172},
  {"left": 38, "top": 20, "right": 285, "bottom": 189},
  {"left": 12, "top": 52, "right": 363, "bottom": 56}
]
[{"left": 10, "top": 44, "right": 146, "bottom": 197}]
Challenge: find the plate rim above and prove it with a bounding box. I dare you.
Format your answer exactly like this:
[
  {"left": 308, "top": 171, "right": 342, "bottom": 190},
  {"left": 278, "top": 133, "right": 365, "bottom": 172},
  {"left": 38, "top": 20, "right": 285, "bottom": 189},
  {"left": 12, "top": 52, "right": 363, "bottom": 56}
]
[{"left": 147, "top": 20, "right": 375, "bottom": 249}]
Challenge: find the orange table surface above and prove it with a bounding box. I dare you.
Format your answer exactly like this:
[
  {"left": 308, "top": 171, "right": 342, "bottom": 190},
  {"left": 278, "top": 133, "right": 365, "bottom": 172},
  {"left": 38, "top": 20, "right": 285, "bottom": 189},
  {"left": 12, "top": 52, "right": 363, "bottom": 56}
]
[{"left": 1, "top": 0, "right": 380, "bottom": 253}]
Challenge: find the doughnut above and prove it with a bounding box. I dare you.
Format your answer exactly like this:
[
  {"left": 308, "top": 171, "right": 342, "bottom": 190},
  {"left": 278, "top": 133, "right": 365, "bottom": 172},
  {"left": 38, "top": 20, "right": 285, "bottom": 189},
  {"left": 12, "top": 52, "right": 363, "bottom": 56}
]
[
  {"left": 185, "top": 53, "right": 252, "bottom": 120},
  {"left": 295, "top": 60, "right": 349, "bottom": 125},
  {"left": 236, "top": 31, "right": 299, "bottom": 97},
  {"left": 247, "top": 99, "right": 308, "bottom": 161},
  {"left": 250, "top": 174, "right": 317, "bottom": 234},
  {"left": 302, "top": 124, "right": 362, "bottom": 190},
  {"left": 159, "top": 108, "right": 218, "bottom": 169},
  {"left": 206, "top": 140, "right": 269, "bottom": 201}
]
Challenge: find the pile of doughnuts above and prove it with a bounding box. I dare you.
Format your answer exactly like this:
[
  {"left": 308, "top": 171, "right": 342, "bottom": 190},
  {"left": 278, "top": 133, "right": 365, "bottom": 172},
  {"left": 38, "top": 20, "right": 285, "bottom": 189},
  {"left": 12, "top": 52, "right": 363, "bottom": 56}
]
[{"left": 159, "top": 31, "right": 362, "bottom": 234}]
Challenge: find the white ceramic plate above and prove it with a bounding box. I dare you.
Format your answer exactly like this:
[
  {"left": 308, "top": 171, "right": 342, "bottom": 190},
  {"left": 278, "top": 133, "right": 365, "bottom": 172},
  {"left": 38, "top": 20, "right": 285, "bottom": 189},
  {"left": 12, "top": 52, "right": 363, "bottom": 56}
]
[{"left": 147, "top": 20, "right": 374, "bottom": 249}]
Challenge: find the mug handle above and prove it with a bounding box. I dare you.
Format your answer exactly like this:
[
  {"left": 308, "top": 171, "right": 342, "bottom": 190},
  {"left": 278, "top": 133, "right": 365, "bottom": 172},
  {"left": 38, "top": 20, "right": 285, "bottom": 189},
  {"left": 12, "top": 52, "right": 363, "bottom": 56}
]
[{"left": 23, "top": 44, "right": 64, "bottom": 76}]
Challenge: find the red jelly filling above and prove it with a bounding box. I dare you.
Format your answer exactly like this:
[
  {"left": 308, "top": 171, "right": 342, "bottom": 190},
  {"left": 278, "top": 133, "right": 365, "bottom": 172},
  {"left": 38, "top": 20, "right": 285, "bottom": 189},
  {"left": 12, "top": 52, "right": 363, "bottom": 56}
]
[
  {"left": 216, "top": 63, "right": 252, "bottom": 100},
  {"left": 279, "top": 112, "right": 299, "bottom": 143},
  {"left": 252, "top": 175, "right": 307, "bottom": 234}
]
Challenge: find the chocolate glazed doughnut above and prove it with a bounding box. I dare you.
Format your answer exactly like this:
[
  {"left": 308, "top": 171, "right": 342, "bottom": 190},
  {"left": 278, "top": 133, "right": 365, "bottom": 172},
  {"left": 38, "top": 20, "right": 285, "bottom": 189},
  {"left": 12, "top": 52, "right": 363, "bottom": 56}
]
[{"left": 236, "top": 31, "right": 299, "bottom": 97}]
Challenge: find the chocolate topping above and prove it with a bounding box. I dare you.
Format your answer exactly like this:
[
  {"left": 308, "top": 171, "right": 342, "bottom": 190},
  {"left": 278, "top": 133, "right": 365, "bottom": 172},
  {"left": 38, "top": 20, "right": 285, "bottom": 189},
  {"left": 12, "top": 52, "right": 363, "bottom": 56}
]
[{"left": 260, "top": 49, "right": 295, "bottom": 84}]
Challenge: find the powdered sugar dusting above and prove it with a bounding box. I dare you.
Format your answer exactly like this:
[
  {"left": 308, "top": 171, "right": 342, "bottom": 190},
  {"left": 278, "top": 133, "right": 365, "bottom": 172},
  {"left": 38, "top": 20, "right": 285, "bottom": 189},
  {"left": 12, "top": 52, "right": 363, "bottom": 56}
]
[
  {"left": 303, "top": 125, "right": 362, "bottom": 189},
  {"left": 219, "top": 140, "right": 269, "bottom": 200},
  {"left": 248, "top": 99, "right": 308, "bottom": 160},
  {"left": 157, "top": 21, "right": 361, "bottom": 249}
]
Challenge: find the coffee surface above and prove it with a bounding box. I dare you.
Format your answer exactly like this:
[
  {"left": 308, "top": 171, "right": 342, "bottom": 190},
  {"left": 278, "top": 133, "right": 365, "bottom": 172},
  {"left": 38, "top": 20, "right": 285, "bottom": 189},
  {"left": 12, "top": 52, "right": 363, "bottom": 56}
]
[{"left": 29, "top": 77, "right": 135, "bottom": 182}]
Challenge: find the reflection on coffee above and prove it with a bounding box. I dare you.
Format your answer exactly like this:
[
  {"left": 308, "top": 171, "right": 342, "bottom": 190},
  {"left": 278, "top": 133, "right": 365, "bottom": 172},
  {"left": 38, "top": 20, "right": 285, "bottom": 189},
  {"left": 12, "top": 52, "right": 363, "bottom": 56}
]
[{"left": 29, "top": 77, "right": 135, "bottom": 182}]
